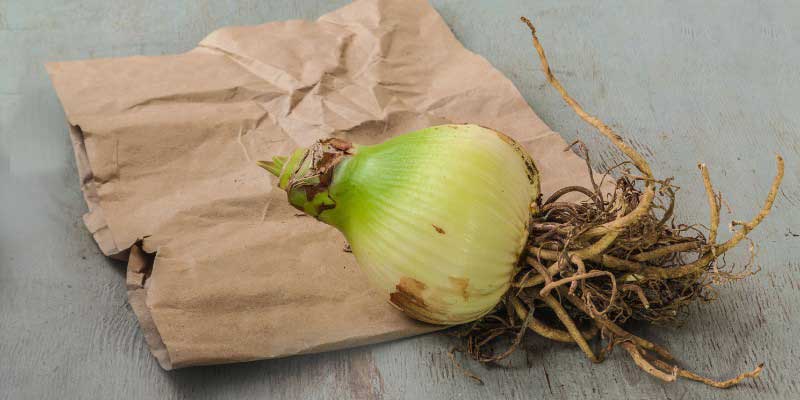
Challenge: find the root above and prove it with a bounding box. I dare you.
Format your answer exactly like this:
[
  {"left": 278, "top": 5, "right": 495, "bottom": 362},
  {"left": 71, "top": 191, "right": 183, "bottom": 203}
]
[
  {"left": 621, "top": 284, "right": 650, "bottom": 309},
  {"left": 511, "top": 297, "right": 598, "bottom": 343},
  {"left": 622, "top": 341, "right": 677, "bottom": 383},
  {"left": 540, "top": 294, "right": 601, "bottom": 363},
  {"left": 454, "top": 16, "right": 782, "bottom": 389},
  {"left": 520, "top": 16, "right": 656, "bottom": 239},
  {"left": 539, "top": 269, "right": 617, "bottom": 314},
  {"left": 448, "top": 348, "right": 484, "bottom": 385},
  {"left": 638, "top": 157, "right": 783, "bottom": 281},
  {"left": 650, "top": 359, "right": 764, "bottom": 389},
  {"left": 700, "top": 163, "right": 721, "bottom": 247}
]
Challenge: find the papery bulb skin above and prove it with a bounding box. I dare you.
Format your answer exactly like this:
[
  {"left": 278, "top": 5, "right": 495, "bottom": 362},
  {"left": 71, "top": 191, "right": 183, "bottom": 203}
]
[{"left": 259, "top": 124, "right": 539, "bottom": 325}]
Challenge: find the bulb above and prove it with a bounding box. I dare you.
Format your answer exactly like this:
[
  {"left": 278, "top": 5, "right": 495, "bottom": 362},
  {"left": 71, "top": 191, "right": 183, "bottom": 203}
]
[{"left": 259, "top": 124, "right": 540, "bottom": 324}]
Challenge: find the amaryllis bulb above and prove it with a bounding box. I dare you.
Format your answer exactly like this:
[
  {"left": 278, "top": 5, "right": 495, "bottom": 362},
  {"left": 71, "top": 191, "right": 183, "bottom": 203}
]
[{"left": 258, "top": 124, "right": 540, "bottom": 324}]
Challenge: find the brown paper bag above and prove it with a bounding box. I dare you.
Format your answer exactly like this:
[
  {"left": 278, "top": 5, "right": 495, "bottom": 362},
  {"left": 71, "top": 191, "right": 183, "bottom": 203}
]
[{"left": 47, "top": 0, "right": 593, "bottom": 369}]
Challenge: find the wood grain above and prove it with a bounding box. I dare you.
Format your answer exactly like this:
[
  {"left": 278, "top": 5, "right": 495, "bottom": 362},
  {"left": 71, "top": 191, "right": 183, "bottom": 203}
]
[{"left": 1, "top": 0, "right": 798, "bottom": 399}]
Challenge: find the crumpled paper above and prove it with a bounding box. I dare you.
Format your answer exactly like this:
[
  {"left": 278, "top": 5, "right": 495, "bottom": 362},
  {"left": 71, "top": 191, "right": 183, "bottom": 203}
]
[{"left": 47, "top": 0, "right": 593, "bottom": 369}]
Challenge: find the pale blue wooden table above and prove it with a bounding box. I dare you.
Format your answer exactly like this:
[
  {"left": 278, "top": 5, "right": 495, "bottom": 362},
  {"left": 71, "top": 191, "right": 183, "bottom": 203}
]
[{"left": 1, "top": 1, "right": 798, "bottom": 399}]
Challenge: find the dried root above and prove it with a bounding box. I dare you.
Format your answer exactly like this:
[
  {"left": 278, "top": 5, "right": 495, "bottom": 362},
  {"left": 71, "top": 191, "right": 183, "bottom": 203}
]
[{"left": 454, "top": 16, "right": 784, "bottom": 388}]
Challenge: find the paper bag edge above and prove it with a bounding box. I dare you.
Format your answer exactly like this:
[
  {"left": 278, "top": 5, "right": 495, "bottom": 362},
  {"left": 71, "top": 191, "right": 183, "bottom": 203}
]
[{"left": 126, "top": 245, "right": 174, "bottom": 370}]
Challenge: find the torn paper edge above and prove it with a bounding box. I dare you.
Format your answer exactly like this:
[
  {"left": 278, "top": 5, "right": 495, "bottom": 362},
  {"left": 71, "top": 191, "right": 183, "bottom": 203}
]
[
  {"left": 126, "top": 245, "right": 173, "bottom": 370},
  {"left": 65, "top": 107, "right": 170, "bottom": 366},
  {"left": 68, "top": 124, "right": 124, "bottom": 258}
]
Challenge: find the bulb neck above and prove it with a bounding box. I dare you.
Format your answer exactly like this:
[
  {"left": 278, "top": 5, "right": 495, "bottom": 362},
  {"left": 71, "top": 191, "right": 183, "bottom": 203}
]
[{"left": 258, "top": 138, "right": 355, "bottom": 218}]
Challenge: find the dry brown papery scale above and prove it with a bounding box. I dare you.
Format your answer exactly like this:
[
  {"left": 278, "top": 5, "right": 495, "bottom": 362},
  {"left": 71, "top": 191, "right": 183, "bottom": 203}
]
[{"left": 450, "top": 17, "right": 785, "bottom": 388}]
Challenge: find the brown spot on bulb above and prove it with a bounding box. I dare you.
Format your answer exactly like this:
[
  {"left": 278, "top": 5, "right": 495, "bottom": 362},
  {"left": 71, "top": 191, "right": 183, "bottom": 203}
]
[
  {"left": 390, "top": 277, "right": 427, "bottom": 307},
  {"left": 448, "top": 276, "right": 470, "bottom": 300},
  {"left": 432, "top": 224, "right": 446, "bottom": 234},
  {"left": 389, "top": 277, "right": 451, "bottom": 324}
]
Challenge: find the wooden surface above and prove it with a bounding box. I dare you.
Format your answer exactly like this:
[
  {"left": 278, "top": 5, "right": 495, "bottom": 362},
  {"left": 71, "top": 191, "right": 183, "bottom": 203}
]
[{"left": 1, "top": 1, "right": 798, "bottom": 399}]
